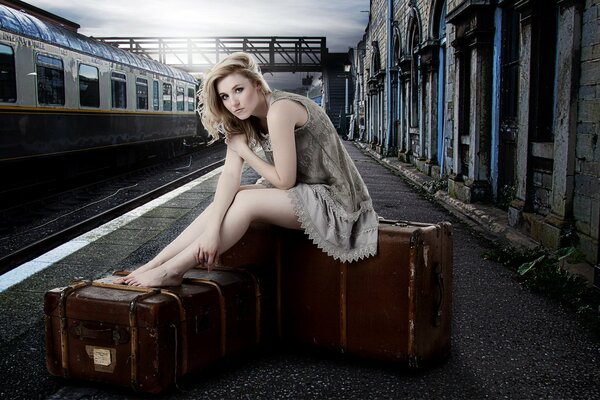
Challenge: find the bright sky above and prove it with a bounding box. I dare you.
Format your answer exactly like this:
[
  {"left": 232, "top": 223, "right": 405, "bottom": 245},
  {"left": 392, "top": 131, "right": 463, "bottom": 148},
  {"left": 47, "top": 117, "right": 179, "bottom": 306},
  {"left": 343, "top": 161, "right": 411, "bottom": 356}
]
[
  {"left": 23, "top": 0, "right": 370, "bottom": 88},
  {"left": 24, "top": 0, "right": 370, "bottom": 52}
]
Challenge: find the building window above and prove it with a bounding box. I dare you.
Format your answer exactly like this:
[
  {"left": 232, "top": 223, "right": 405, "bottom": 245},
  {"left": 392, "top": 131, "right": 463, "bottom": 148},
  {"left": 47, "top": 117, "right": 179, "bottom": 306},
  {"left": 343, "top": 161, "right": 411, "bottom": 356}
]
[
  {"left": 0, "top": 44, "right": 16, "bottom": 103},
  {"left": 153, "top": 80, "right": 159, "bottom": 111},
  {"left": 459, "top": 50, "right": 471, "bottom": 137},
  {"left": 176, "top": 85, "right": 184, "bottom": 111},
  {"left": 187, "top": 87, "right": 195, "bottom": 111},
  {"left": 136, "top": 77, "right": 148, "bottom": 110},
  {"left": 163, "top": 83, "right": 172, "bottom": 111},
  {"left": 534, "top": 4, "right": 558, "bottom": 142},
  {"left": 458, "top": 49, "right": 471, "bottom": 178},
  {"left": 409, "top": 25, "right": 420, "bottom": 128},
  {"left": 78, "top": 64, "right": 99, "bottom": 108},
  {"left": 36, "top": 54, "right": 65, "bottom": 105},
  {"left": 500, "top": 8, "right": 520, "bottom": 123},
  {"left": 111, "top": 72, "right": 127, "bottom": 109}
]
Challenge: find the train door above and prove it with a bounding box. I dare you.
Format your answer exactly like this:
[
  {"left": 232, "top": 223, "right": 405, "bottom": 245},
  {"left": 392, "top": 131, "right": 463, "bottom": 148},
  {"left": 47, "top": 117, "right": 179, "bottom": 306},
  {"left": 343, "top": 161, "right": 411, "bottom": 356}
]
[{"left": 0, "top": 43, "right": 16, "bottom": 103}]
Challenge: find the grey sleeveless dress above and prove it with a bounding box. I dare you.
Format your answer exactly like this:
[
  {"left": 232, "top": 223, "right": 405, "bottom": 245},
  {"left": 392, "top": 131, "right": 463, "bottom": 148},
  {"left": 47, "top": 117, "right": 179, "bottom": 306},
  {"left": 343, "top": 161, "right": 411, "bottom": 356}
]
[{"left": 255, "top": 90, "right": 378, "bottom": 263}]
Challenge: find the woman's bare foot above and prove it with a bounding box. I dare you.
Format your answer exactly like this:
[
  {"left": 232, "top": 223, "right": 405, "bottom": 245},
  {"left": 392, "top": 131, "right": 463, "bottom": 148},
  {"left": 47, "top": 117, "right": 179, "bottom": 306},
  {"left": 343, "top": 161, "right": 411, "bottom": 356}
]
[
  {"left": 124, "top": 264, "right": 184, "bottom": 287},
  {"left": 114, "top": 261, "right": 161, "bottom": 284}
]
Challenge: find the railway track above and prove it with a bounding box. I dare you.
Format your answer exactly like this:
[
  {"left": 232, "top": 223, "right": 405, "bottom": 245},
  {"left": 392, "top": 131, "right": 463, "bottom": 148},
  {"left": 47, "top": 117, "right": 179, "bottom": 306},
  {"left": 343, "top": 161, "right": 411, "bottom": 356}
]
[{"left": 0, "top": 143, "right": 226, "bottom": 275}]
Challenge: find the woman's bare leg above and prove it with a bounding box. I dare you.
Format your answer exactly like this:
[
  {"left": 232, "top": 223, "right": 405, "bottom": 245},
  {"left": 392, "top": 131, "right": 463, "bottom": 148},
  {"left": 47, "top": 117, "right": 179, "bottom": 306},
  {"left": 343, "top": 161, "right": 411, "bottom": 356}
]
[
  {"left": 125, "top": 188, "right": 299, "bottom": 287},
  {"left": 115, "top": 185, "right": 265, "bottom": 283},
  {"left": 114, "top": 203, "right": 215, "bottom": 283}
]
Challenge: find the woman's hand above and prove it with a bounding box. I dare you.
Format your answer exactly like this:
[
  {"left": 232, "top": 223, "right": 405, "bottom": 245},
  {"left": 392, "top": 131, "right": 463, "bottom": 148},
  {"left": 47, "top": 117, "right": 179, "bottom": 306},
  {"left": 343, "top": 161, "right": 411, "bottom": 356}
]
[
  {"left": 195, "top": 229, "right": 220, "bottom": 271},
  {"left": 225, "top": 133, "right": 249, "bottom": 157}
]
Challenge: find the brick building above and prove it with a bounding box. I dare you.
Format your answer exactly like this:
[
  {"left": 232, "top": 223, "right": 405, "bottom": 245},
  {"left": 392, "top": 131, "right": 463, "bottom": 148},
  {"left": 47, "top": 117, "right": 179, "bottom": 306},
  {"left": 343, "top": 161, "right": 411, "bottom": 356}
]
[{"left": 351, "top": 0, "right": 600, "bottom": 269}]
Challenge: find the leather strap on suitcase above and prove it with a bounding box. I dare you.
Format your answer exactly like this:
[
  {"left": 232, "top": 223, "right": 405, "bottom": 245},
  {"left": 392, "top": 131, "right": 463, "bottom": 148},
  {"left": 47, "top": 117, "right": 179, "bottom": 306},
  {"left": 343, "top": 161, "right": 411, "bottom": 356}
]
[
  {"left": 190, "top": 266, "right": 263, "bottom": 343},
  {"left": 185, "top": 265, "right": 264, "bottom": 351},
  {"left": 113, "top": 266, "right": 265, "bottom": 355},
  {"left": 54, "top": 281, "right": 188, "bottom": 391},
  {"left": 184, "top": 277, "right": 227, "bottom": 356},
  {"left": 56, "top": 281, "right": 91, "bottom": 378}
]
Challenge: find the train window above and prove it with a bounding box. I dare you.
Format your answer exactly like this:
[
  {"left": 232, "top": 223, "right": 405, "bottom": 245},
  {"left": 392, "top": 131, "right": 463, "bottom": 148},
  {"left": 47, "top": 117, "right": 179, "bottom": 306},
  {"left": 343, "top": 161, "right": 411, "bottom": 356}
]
[
  {"left": 153, "top": 80, "right": 159, "bottom": 111},
  {"left": 176, "top": 86, "right": 185, "bottom": 111},
  {"left": 187, "top": 87, "right": 195, "bottom": 111},
  {"left": 0, "top": 44, "right": 16, "bottom": 103},
  {"left": 163, "top": 83, "right": 172, "bottom": 111},
  {"left": 111, "top": 72, "right": 127, "bottom": 109},
  {"left": 136, "top": 78, "right": 148, "bottom": 110},
  {"left": 36, "top": 54, "right": 65, "bottom": 105},
  {"left": 78, "top": 64, "right": 99, "bottom": 108}
]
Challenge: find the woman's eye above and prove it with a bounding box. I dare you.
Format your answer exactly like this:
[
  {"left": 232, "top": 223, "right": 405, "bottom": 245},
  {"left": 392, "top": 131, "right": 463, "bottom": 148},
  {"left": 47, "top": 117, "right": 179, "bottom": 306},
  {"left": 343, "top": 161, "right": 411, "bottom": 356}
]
[
  {"left": 235, "top": 88, "right": 243, "bottom": 93},
  {"left": 221, "top": 95, "right": 228, "bottom": 101}
]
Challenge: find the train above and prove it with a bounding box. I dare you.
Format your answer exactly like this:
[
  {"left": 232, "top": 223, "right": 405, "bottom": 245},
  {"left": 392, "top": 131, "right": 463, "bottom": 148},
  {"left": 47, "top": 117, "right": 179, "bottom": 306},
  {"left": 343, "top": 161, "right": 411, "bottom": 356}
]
[{"left": 0, "top": 4, "right": 208, "bottom": 200}]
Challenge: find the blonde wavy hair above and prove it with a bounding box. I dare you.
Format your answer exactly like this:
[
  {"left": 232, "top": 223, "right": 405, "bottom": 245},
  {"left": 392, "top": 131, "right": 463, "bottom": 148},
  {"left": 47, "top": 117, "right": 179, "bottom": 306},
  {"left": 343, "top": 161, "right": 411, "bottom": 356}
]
[{"left": 198, "top": 52, "right": 272, "bottom": 144}]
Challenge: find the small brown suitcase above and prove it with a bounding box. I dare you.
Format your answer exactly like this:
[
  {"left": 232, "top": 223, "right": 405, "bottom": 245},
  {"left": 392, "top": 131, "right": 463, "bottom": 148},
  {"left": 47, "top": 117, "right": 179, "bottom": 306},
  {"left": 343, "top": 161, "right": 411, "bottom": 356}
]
[
  {"left": 219, "top": 222, "right": 282, "bottom": 336},
  {"left": 44, "top": 268, "right": 264, "bottom": 393},
  {"left": 279, "top": 220, "right": 453, "bottom": 368}
]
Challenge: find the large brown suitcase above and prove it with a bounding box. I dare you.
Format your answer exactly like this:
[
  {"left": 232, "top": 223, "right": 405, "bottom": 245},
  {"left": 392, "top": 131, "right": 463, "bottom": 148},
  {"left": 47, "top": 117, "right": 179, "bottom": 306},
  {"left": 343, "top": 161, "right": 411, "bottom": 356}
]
[
  {"left": 279, "top": 220, "right": 453, "bottom": 368},
  {"left": 44, "top": 268, "right": 264, "bottom": 393},
  {"left": 220, "top": 221, "right": 279, "bottom": 268}
]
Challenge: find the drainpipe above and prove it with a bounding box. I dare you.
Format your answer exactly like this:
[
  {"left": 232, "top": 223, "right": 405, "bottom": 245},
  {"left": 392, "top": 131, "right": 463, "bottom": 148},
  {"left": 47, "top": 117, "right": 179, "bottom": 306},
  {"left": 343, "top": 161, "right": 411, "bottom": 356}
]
[{"left": 386, "top": 0, "right": 394, "bottom": 156}]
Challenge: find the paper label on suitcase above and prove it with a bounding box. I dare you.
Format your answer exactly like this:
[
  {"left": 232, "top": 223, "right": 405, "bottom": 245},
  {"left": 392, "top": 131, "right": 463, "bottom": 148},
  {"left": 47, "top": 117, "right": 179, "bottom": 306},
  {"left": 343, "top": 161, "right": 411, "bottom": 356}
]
[{"left": 85, "top": 346, "right": 116, "bottom": 373}]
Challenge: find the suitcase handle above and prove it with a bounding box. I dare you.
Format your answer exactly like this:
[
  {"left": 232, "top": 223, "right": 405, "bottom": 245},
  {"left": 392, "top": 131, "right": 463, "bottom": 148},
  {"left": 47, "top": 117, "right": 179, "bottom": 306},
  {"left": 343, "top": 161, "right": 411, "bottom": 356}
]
[
  {"left": 71, "top": 323, "right": 130, "bottom": 345},
  {"left": 433, "top": 262, "right": 444, "bottom": 327},
  {"left": 378, "top": 217, "right": 409, "bottom": 227}
]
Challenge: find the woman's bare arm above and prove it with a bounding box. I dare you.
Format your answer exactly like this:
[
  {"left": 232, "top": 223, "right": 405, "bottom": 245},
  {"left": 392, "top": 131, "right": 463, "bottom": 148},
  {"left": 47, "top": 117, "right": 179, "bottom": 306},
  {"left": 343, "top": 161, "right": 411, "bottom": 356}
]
[
  {"left": 231, "top": 100, "right": 306, "bottom": 190},
  {"left": 206, "top": 146, "right": 244, "bottom": 231}
]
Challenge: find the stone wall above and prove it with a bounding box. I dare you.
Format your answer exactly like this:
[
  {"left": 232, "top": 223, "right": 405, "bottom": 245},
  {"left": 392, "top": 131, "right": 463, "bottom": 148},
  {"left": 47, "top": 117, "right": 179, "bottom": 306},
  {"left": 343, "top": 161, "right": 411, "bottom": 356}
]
[
  {"left": 575, "top": 0, "right": 600, "bottom": 262},
  {"left": 357, "top": 0, "right": 599, "bottom": 265}
]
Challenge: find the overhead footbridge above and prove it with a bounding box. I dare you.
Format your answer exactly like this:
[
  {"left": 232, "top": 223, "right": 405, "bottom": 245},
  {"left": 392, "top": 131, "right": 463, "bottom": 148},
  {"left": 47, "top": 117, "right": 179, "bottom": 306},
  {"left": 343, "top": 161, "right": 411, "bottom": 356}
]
[{"left": 95, "top": 36, "right": 327, "bottom": 73}]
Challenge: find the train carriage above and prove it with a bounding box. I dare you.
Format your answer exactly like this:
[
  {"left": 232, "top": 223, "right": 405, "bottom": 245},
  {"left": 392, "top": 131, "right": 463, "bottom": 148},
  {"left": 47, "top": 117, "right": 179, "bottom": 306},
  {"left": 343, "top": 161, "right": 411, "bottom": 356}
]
[{"left": 0, "top": 4, "right": 203, "bottom": 196}]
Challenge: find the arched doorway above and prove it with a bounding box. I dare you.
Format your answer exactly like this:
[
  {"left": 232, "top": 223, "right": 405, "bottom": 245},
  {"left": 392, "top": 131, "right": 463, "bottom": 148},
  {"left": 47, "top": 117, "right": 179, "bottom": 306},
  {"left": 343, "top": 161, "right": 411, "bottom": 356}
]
[{"left": 407, "top": 13, "right": 421, "bottom": 160}]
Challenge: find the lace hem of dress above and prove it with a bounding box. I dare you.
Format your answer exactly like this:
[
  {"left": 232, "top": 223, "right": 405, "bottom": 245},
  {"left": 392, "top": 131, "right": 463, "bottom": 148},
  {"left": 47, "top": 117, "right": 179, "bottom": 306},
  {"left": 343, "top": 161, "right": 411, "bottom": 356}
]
[{"left": 288, "top": 188, "right": 378, "bottom": 263}]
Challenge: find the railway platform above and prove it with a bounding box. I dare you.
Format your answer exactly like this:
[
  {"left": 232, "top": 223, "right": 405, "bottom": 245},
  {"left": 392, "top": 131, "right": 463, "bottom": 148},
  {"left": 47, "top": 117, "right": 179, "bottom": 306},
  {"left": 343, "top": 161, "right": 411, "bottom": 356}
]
[{"left": 1, "top": 141, "right": 599, "bottom": 399}]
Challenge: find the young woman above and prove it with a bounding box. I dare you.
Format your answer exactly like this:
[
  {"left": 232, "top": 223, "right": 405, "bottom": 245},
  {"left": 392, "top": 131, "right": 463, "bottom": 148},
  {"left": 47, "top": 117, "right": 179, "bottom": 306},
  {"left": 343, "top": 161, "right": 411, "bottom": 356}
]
[{"left": 118, "top": 52, "right": 378, "bottom": 287}]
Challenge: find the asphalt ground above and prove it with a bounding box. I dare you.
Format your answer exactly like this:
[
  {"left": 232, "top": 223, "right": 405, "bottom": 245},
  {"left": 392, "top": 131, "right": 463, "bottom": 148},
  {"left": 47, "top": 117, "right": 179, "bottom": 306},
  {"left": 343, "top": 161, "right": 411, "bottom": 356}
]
[{"left": 1, "top": 142, "right": 599, "bottom": 399}]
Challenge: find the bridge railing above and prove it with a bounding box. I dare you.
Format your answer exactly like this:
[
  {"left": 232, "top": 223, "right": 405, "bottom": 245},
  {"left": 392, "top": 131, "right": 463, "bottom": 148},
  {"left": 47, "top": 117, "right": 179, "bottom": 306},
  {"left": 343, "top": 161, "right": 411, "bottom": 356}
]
[{"left": 95, "top": 36, "right": 327, "bottom": 73}]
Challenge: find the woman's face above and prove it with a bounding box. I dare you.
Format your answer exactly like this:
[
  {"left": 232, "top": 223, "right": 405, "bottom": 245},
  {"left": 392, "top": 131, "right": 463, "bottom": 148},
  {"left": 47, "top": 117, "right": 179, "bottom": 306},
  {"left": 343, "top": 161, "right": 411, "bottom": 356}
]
[{"left": 216, "top": 73, "right": 262, "bottom": 120}]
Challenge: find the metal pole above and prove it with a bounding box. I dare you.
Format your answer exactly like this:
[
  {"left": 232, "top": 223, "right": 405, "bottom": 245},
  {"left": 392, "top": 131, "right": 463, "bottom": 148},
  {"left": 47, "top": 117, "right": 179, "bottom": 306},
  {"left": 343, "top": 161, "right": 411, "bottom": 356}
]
[{"left": 345, "top": 75, "right": 349, "bottom": 114}]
